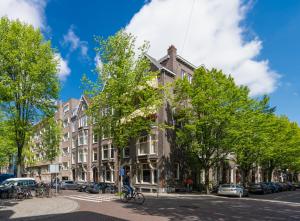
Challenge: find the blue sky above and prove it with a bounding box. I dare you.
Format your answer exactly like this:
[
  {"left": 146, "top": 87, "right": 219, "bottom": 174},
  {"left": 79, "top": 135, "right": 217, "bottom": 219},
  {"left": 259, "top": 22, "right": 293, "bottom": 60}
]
[{"left": 0, "top": 0, "right": 299, "bottom": 124}]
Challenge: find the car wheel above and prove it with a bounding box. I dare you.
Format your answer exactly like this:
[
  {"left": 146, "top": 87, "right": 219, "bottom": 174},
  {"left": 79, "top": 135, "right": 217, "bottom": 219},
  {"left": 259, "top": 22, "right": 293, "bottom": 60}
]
[
  {"left": 1, "top": 192, "right": 8, "bottom": 199},
  {"left": 239, "top": 191, "right": 242, "bottom": 198}
]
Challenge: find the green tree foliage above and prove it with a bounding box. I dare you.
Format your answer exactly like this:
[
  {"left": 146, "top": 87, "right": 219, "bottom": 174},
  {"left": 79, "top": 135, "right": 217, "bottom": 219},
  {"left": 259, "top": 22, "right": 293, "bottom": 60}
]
[
  {"left": 227, "top": 96, "right": 275, "bottom": 184},
  {"left": 0, "top": 112, "right": 16, "bottom": 168},
  {"left": 260, "top": 116, "right": 300, "bottom": 181},
  {"left": 0, "top": 17, "right": 60, "bottom": 176},
  {"left": 83, "top": 30, "right": 163, "bottom": 188},
  {"left": 39, "top": 117, "right": 62, "bottom": 163},
  {"left": 173, "top": 67, "right": 250, "bottom": 193}
]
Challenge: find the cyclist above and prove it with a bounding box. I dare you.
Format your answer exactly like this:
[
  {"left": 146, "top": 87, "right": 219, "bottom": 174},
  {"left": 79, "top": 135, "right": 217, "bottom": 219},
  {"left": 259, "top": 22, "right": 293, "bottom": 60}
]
[{"left": 123, "top": 171, "right": 133, "bottom": 198}]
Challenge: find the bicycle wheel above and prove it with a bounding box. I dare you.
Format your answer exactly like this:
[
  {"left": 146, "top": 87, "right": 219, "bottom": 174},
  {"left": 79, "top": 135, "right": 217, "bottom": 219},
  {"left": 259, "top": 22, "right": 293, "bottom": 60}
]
[
  {"left": 120, "top": 191, "right": 129, "bottom": 203},
  {"left": 135, "top": 192, "right": 145, "bottom": 205}
]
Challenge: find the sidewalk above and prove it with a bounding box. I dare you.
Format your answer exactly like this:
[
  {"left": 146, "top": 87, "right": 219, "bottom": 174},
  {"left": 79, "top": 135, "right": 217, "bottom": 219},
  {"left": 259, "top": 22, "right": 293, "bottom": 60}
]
[{"left": 0, "top": 197, "right": 78, "bottom": 220}]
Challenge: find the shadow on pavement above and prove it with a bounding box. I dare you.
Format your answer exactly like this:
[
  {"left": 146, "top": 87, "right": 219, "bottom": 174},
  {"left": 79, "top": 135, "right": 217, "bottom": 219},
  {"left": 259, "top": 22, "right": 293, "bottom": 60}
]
[
  {"left": 0, "top": 210, "right": 127, "bottom": 221},
  {"left": 115, "top": 195, "right": 300, "bottom": 221}
]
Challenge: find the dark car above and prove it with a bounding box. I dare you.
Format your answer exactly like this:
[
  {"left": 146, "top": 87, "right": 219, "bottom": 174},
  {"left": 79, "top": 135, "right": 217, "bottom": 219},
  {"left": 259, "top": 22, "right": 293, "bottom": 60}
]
[
  {"left": 103, "top": 183, "right": 117, "bottom": 194},
  {"left": 86, "top": 183, "right": 107, "bottom": 194},
  {"left": 265, "top": 182, "right": 278, "bottom": 193},
  {"left": 274, "top": 182, "right": 283, "bottom": 192},
  {"left": 286, "top": 182, "right": 296, "bottom": 191},
  {"left": 278, "top": 182, "right": 288, "bottom": 191},
  {"left": 78, "top": 182, "right": 94, "bottom": 192},
  {"left": 60, "top": 181, "right": 79, "bottom": 190},
  {"left": 0, "top": 178, "right": 37, "bottom": 199},
  {"left": 249, "top": 183, "right": 269, "bottom": 194}
]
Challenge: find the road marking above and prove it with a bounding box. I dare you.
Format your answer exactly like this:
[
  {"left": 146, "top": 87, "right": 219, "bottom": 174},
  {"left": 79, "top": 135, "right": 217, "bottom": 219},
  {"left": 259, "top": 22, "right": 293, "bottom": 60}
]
[
  {"left": 205, "top": 194, "right": 300, "bottom": 207},
  {"left": 64, "top": 194, "right": 118, "bottom": 203}
]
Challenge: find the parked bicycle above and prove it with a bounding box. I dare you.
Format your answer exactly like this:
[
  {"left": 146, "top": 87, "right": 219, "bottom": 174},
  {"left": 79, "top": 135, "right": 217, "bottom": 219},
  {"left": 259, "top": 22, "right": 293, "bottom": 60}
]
[{"left": 121, "top": 186, "right": 145, "bottom": 205}]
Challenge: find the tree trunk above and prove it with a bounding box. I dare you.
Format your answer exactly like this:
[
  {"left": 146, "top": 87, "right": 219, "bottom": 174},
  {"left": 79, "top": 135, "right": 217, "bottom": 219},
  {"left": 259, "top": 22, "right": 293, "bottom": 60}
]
[
  {"left": 204, "top": 167, "right": 210, "bottom": 194},
  {"left": 268, "top": 167, "right": 274, "bottom": 182},
  {"left": 16, "top": 147, "right": 22, "bottom": 177}
]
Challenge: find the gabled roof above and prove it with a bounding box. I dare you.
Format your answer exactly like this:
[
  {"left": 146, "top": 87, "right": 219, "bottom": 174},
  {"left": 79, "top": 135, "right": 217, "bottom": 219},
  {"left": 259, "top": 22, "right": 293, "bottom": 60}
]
[
  {"left": 159, "top": 54, "right": 197, "bottom": 70},
  {"left": 145, "top": 54, "right": 176, "bottom": 76}
]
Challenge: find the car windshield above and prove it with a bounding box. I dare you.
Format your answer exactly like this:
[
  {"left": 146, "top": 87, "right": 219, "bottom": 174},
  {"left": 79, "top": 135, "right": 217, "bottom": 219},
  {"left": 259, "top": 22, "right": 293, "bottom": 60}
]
[
  {"left": 1, "top": 180, "right": 16, "bottom": 186},
  {"left": 221, "top": 184, "right": 232, "bottom": 188}
]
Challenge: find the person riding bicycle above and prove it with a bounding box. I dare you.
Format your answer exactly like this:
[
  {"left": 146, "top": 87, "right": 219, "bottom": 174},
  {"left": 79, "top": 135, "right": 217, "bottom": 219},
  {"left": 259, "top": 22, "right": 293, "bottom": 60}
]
[{"left": 123, "top": 171, "right": 133, "bottom": 198}]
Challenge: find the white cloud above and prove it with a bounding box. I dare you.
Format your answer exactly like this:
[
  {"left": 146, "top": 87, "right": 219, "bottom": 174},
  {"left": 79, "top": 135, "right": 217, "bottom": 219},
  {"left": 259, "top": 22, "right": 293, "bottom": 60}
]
[
  {"left": 126, "top": 0, "right": 279, "bottom": 96},
  {"left": 55, "top": 53, "right": 71, "bottom": 81},
  {"left": 94, "top": 54, "right": 103, "bottom": 69},
  {"left": 0, "top": 0, "right": 46, "bottom": 28},
  {"left": 63, "top": 26, "right": 89, "bottom": 58}
]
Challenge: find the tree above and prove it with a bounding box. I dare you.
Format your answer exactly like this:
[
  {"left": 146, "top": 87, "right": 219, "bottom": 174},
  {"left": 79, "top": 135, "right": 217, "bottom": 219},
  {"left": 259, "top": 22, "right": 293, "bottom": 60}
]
[
  {"left": 83, "top": 30, "right": 163, "bottom": 191},
  {"left": 260, "top": 116, "right": 300, "bottom": 181},
  {"left": 0, "top": 17, "right": 60, "bottom": 177},
  {"left": 172, "top": 67, "right": 250, "bottom": 193},
  {"left": 0, "top": 111, "right": 16, "bottom": 170},
  {"left": 228, "top": 96, "right": 275, "bottom": 185},
  {"left": 39, "top": 117, "right": 62, "bottom": 163}
]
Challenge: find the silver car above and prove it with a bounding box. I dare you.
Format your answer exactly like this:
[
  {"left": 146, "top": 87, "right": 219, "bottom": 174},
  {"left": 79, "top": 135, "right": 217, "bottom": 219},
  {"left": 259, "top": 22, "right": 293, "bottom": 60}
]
[{"left": 218, "top": 184, "right": 248, "bottom": 198}]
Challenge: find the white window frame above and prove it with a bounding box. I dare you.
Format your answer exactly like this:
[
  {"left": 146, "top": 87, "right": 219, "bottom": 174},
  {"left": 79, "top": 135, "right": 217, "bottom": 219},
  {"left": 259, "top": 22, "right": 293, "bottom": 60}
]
[
  {"left": 102, "top": 145, "right": 109, "bottom": 160},
  {"left": 63, "top": 104, "right": 69, "bottom": 113},
  {"left": 93, "top": 149, "right": 98, "bottom": 161},
  {"left": 93, "top": 133, "right": 98, "bottom": 143},
  {"left": 123, "top": 147, "right": 130, "bottom": 158},
  {"left": 63, "top": 132, "right": 69, "bottom": 142}
]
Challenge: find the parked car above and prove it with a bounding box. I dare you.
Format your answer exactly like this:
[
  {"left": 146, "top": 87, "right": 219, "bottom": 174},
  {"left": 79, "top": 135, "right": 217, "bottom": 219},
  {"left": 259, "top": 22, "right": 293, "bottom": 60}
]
[
  {"left": 217, "top": 184, "right": 248, "bottom": 198},
  {"left": 103, "top": 183, "right": 117, "bottom": 194},
  {"left": 265, "top": 182, "right": 278, "bottom": 193},
  {"left": 86, "top": 182, "right": 107, "bottom": 194},
  {"left": 286, "top": 182, "right": 296, "bottom": 191},
  {"left": 60, "top": 181, "right": 79, "bottom": 190},
  {"left": 249, "top": 183, "right": 269, "bottom": 194},
  {"left": 78, "top": 182, "right": 94, "bottom": 192},
  {"left": 0, "top": 178, "right": 37, "bottom": 199},
  {"left": 292, "top": 182, "right": 300, "bottom": 189},
  {"left": 277, "top": 182, "right": 288, "bottom": 191},
  {"left": 274, "top": 182, "right": 283, "bottom": 192}
]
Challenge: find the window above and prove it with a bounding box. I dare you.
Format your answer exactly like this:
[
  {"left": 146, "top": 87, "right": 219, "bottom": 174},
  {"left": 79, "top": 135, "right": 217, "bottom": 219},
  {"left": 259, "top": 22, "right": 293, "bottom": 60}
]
[
  {"left": 62, "top": 147, "right": 69, "bottom": 156},
  {"left": 110, "top": 147, "right": 115, "bottom": 159},
  {"left": 72, "top": 152, "right": 76, "bottom": 164},
  {"left": 78, "top": 130, "right": 88, "bottom": 145},
  {"left": 93, "top": 149, "right": 98, "bottom": 161},
  {"left": 93, "top": 133, "right": 98, "bottom": 143},
  {"left": 142, "top": 164, "right": 151, "bottom": 183},
  {"left": 103, "top": 165, "right": 114, "bottom": 182},
  {"left": 63, "top": 118, "right": 69, "bottom": 128},
  {"left": 123, "top": 147, "right": 130, "bottom": 158},
  {"left": 138, "top": 136, "right": 149, "bottom": 155},
  {"left": 102, "top": 145, "right": 109, "bottom": 160},
  {"left": 71, "top": 121, "right": 76, "bottom": 132},
  {"left": 181, "top": 69, "right": 186, "bottom": 79},
  {"left": 79, "top": 115, "right": 88, "bottom": 127},
  {"left": 137, "top": 134, "right": 158, "bottom": 155},
  {"left": 62, "top": 162, "right": 68, "bottom": 170},
  {"left": 187, "top": 74, "right": 192, "bottom": 83},
  {"left": 63, "top": 132, "right": 69, "bottom": 142},
  {"left": 72, "top": 137, "right": 76, "bottom": 149},
  {"left": 63, "top": 104, "right": 69, "bottom": 113},
  {"left": 78, "top": 149, "right": 83, "bottom": 163},
  {"left": 83, "top": 149, "right": 87, "bottom": 163}
]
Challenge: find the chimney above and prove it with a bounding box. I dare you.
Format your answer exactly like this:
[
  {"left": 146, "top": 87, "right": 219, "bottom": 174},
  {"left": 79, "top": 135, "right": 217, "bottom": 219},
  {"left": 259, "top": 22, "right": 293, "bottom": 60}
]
[{"left": 167, "top": 45, "right": 177, "bottom": 72}]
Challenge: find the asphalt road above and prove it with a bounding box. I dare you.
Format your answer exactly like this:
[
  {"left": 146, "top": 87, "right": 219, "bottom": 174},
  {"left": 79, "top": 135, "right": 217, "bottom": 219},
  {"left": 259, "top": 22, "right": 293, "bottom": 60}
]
[{"left": 2, "top": 190, "right": 300, "bottom": 221}]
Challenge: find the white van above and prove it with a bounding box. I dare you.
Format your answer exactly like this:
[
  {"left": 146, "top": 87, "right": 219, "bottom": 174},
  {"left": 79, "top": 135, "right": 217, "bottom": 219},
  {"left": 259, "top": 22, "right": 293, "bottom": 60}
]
[{"left": 2, "top": 178, "right": 37, "bottom": 190}]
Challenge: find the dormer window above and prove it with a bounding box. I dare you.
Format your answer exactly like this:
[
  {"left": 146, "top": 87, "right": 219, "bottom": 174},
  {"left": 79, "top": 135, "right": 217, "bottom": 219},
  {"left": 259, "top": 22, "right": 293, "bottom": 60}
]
[{"left": 181, "top": 70, "right": 186, "bottom": 79}]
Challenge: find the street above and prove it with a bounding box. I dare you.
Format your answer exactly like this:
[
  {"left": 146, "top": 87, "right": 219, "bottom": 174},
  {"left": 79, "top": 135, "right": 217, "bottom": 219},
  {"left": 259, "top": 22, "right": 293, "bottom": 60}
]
[{"left": 1, "top": 190, "right": 299, "bottom": 221}]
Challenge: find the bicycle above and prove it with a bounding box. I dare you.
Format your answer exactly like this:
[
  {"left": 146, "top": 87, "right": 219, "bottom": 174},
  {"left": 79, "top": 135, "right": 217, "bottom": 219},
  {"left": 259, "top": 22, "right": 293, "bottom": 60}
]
[{"left": 120, "top": 186, "right": 145, "bottom": 205}]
